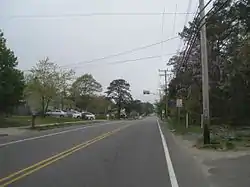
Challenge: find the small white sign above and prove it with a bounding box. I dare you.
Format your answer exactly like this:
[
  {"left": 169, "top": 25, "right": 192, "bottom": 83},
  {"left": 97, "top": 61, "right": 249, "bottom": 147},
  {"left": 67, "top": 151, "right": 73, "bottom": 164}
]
[{"left": 176, "top": 99, "right": 183, "bottom": 107}]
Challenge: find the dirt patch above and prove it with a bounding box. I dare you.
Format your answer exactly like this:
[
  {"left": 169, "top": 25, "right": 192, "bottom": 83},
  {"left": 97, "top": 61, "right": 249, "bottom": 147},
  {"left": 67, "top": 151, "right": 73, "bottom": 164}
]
[{"left": 172, "top": 133, "right": 250, "bottom": 187}]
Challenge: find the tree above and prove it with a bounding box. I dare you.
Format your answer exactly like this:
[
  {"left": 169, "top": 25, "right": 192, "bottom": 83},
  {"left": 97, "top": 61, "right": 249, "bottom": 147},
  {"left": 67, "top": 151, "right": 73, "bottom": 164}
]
[
  {"left": 71, "top": 74, "right": 102, "bottom": 110},
  {"left": 57, "top": 68, "right": 75, "bottom": 110},
  {"left": 0, "top": 30, "right": 25, "bottom": 115},
  {"left": 167, "top": 0, "right": 250, "bottom": 131},
  {"left": 143, "top": 102, "right": 154, "bottom": 115},
  {"left": 71, "top": 74, "right": 102, "bottom": 97},
  {"left": 124, "top": 100, "right": 142, "bottom": 115},
  {"left": 125, "top": 100, "right": 154, "bottom": 117},
  {"left": 25, "top": 58, "right": 74, "bottom": 116},
  {"left": 106, "top": 79, "right": 132, "bottom": 118}
]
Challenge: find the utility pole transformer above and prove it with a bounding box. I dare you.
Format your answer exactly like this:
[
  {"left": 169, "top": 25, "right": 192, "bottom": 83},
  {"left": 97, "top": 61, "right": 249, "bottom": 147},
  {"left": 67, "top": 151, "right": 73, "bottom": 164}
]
[{"left": 199, "top": 0, "right": 210, "bottom": 144}]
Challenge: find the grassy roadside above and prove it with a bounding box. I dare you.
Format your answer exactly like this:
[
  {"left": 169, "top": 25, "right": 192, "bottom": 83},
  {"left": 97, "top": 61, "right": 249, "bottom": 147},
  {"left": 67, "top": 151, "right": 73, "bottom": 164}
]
[
  {"left": 0, "top": 116, "right": 84, "bottom": 128},
  {"left": 30, "top": 120, "right": 104, "bottom": 131},
  {"left": 166, "top": 117, "right": 202, "bottom": 135},
  {"left": 165, "top": 117, "right": 250, "bottom": 151}
]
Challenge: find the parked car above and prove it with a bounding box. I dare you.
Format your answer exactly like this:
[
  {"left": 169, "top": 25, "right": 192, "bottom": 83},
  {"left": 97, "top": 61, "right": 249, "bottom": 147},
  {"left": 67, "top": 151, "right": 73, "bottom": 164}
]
[
  {"left": 65, "top": 110, "right": 75, "bottom": 117},
  {"left": 66, "top": 110, "right": 80, "bottom": 118},
  {"left": 120, "top": 113, "right": 127, "bottom": 119},
  {"left": 45, "top": 110, "right": 67, "bottom": 117},
  {"left": 81, "top": 112, "right": 95, "bottom": 120},
  {"left": 72, "top": 112, "right": 82, "bottom": 119}
]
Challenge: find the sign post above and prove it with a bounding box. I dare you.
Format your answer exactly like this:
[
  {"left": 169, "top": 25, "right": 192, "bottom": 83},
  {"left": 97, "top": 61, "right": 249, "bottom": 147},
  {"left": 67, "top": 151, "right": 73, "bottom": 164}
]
[{"left": 176, "top": 99, "right": 183, "bottom": 126}]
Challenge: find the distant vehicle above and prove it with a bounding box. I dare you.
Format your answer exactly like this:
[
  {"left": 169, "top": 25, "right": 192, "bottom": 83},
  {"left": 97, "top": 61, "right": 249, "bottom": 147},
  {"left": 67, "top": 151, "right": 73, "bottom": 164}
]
[
  {"left": 120, "top": 113, "right": 127, "bottom": 119},
  {"left": 81, "top": 112, "right": 95, "bottom": 120},
  {"left": 66, "top": 110, "right": 81, "bottom": 118},
  {"left": 65, "top": 110, "right": 75, "bottom": 117},
  {"left": 72, "top": 112, "right": 82, "bottom": 119},
  {"left": 45, "top": 110, "right": 67, "bottom": 117}
]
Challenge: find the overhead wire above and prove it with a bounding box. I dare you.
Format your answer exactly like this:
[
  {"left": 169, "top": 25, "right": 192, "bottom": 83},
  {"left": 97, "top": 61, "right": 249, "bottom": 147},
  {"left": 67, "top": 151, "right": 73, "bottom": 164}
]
[
  {"left": 61, "top": 36, "right": 179, "bottom": 68},
  {"left": 161, "top": 7, "right": 166, "bottom": 63},
  {"left": 62, "top": 53, "right": 178, "bottom": 69},
  {"left": 2, "top": 12, "right": 196, "bottom": 19},
  {"left": 176, "top": 0, "right": 194, "bottom": 53},
  {"left": 178, "top": 0, "right": 231, "bottom": 73},
  {"left": 180, "top": 0, "right": 213, "bottom": 62},
  {"left": 109, "top": 53, "right": 178, "bottom": 65},
  {"left": 172, "top": 4, "right": 178, "bottom": 36}
]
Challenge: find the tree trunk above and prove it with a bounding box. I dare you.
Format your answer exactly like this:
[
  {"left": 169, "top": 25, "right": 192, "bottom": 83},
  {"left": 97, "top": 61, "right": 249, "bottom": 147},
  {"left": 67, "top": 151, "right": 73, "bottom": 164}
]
[
  {"left": 41, "top": 96, "right": 45, "bottom": 117},
  {"left": 118, "top": 102, "right": 121, "bottom": 119},
  {"left": 44, "top": 99, "right": 50, "bottom": 116},
  {"left": 61, "top": 96, "right": 64, "bottom": 110},
  {"left": 31, "top": 115, "right": 36, "bottom": 128}
]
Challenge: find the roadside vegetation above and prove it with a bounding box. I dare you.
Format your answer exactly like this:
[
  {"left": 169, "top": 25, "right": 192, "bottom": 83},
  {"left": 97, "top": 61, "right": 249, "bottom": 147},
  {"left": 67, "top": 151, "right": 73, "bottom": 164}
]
[
  {"left": 0, "top": 116, "right": 83, "bottom": 128},
  {"left": 156, "top": 0, "right": 250, "bottom": 150}
]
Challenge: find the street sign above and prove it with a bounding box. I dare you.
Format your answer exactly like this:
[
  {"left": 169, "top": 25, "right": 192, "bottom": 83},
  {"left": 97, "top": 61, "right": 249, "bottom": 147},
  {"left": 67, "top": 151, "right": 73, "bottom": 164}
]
[{"left": 176, "top": 99, "right": 183, "bottom": 108}]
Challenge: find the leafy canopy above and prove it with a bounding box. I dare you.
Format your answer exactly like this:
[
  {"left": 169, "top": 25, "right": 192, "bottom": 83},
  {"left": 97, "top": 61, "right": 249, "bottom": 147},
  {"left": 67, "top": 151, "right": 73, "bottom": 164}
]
[
  {"left": 71, "top": 74, "right": 102, "bottom": 96},
  {"left": 106, "top": 79, "right": 132, "bottom": 105},
  {"left": 0, "top": 30, "right": 24, "bottom": 114}
]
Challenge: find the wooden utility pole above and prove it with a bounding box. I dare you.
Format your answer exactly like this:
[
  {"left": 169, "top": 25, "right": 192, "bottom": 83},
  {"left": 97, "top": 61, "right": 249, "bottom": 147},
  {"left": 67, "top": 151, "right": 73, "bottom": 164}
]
[
  {"left": 159, "top": 69, "right": 170, "bottom": 119},
  {"left": 199, "top": 0, "right": 210, "bottom": 144}
]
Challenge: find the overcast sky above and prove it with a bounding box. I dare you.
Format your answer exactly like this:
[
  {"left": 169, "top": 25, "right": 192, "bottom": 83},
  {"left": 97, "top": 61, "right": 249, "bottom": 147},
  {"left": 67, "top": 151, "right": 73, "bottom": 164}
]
[{"left": 0, "top": 0, "right": 206, "bottom": 102}]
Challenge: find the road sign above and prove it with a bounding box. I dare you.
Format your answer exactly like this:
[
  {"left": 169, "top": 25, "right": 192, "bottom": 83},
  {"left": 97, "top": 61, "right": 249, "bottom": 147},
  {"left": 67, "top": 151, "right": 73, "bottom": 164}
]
[{"left": 176, "top": 99, "right": 183, "bottom": 108}]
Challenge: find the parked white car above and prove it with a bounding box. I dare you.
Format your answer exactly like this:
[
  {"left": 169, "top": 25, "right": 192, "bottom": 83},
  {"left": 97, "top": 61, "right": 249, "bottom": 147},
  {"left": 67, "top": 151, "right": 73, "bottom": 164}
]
[
  {"left": 45, "top": 110, "right": 67, "bottom": 117},
  {"left": 82, "top": 112, "right": 95, "bottom": 120},
  {"left": 72, "top": 112, "right": 82, "bottom": 119}
]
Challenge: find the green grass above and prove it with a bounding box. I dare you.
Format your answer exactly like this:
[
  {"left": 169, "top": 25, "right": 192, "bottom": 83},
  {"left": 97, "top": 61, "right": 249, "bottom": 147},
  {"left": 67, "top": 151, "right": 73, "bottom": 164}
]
[
  {"left": 167, "top": 118, "right": 202, "bottom": 135},
  {"left": 166, "top": 117, "right": 250, "bottom": 151},
  {"left": 0, "top": 116, "right": 83, "bottom": 128},
  {"left": 30, "top": 120, "right": 98, "bottom": 131}
]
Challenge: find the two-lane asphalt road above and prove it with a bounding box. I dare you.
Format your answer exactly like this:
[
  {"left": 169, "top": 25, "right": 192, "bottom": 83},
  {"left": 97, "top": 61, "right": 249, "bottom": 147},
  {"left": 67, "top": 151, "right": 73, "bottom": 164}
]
[{"left": 0, "top": 118, "right": 210, "bottom": 187}]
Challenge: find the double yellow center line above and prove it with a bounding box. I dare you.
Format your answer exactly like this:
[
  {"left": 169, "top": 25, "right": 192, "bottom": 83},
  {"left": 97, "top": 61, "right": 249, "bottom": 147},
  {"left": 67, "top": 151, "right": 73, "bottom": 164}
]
[{"left": 0, "top": 124, "right": 131, "bottom": 187}]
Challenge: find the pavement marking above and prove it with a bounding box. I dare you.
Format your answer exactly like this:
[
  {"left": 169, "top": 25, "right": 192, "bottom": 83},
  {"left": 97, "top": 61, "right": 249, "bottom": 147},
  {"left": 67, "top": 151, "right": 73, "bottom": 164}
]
[
  {"left": 157, "top": 120, "right": 179, "bottom": 187},
  {"left": 0, "top": 121, "right": 124, "bottom": 147},
  {"left": 0, "top": 123, "right": 132, "bottom": 187}
]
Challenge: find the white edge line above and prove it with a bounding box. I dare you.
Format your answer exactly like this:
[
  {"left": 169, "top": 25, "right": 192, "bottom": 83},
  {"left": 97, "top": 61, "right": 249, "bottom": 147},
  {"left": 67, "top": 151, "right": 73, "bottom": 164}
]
[
  {"left": 0, "top": 121, "right": 123, "bottom": 147},
  {"left": 157, "top": 119, "right": 179, "bottom": 187}
]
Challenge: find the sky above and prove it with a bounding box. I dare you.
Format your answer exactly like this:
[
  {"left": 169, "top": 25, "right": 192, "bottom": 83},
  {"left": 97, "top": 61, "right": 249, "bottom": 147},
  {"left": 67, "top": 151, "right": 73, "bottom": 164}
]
[{"left": 0, "top": 0, "right": 205, "bottom": 103}]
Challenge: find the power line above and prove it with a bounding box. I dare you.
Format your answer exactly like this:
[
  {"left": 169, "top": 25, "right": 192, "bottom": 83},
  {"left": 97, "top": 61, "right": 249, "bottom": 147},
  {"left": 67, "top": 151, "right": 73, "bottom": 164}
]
[
  {"left": 175, "top": 0, "right": 214, "bottom": 73},
  {"left": 172, "top": 4, "right": 178, "bottom": 36},
  {"left": 22, "top": 53, "right": 177, "bottom": 72},
  {"left": 177, "top": 0, "right": 194, "bottom": 53},
  {"left": 179, "top": 0, "right": 214, "bottom": 63},
  {"left": 179, "top": 0, "right": 231, "bottom": 73},
  {"left": 63, "top": 53, "right": 178, "bottom": 69},
  {"left": 2, "top": 12, "right": 196, "bottom": 19},
  {"left": 110, "top": 55, "right": 162, "bottom": 65},
  {"left": 61, "top": 36, "right": 179, "bottom": 68},
  {"left": 100, "top": 53, "right": 178, "bottom": 65},
  {"left": 180, "top": 0, "right": 213, "bottom": 55},
  {"left": 161, "top": 7, "right": 166, "bottom": 63},
  {"left": 184, "top": 0, "right": 194, "bottom": 27}
]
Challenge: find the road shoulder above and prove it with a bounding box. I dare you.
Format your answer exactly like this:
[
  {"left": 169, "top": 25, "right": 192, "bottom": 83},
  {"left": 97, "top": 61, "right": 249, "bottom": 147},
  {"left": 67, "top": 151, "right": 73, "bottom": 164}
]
[
  {"left": 160, "top": 119, "right": 250, "bottom": 187},
  {"left": 158, "top": 120, "right": 211, "bottom": 187}
]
